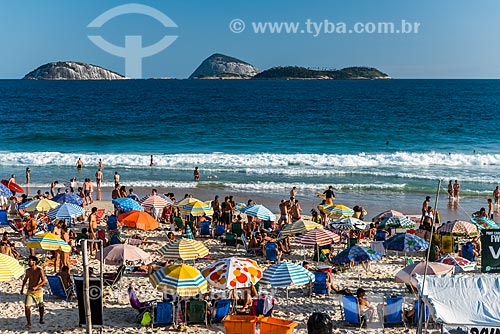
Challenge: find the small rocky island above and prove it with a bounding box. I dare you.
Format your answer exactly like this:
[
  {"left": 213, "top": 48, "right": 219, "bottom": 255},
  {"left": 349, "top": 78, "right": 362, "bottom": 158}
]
[
  {"left": 189, "top": 53, "right": 260, "bottom": 79},
  {"left": 23, "top": 61, "right": 126, "bottom": 80},
  {"left": 252, "top": 66, "right": 391, "bottom": 80}
]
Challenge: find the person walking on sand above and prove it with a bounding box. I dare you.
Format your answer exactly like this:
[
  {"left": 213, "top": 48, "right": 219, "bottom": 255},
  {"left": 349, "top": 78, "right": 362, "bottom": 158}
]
[
  {"left": 21, "top": 255, "right": 47, "bottom": 329},
  {"left": 453, "top": 180, "right": 460, "bottom": 202},
  {"left": 76, "top": 158, "right": 83, "bottom": 170},
  {"left": 25, "top": 167, "right": 31, "bottom": 184},
  {"left": 95, "top": 168, "right": 103, "bottom": 190},
  {"left": 194, "top": 167, "right": 200, "bottom": 181}
]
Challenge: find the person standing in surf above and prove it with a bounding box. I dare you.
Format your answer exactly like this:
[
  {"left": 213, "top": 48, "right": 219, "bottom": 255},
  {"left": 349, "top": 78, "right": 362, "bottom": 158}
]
[
  {"left": 95, "top": 169, "right": 103, "bottom": 191},
  {"left": 193, "top": 167, "right": 200, "bottom": 181},
  {"left": 323, "top": 186, "right": 335, "bottom": 206},
  {"left": 494, "top": 186, "right": 500, "bottom": 214},
  {"left": 76, "top": 158, "right": 83, "bottom": 170},
  {"left": 150, "top": 155, "right": 154, "bottom": 167},
  {"left": 453, "top": 180, "right": 460, "bottom": 203},
  {"left": 25, "top": 168, "right": 31, "bottom": 184}
]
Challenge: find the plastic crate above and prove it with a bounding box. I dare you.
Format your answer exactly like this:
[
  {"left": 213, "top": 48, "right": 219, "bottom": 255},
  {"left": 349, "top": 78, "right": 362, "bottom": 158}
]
[
  {"left": 222, "top": 315, "right": 261, "bottom": 334},
  {"left": 260, "top": 317, "right": 298, "bottom": 334}
]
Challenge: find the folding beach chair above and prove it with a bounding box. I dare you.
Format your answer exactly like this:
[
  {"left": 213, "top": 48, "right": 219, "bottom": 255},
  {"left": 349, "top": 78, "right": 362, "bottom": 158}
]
[
  {"left": 186, "top": 300, "right": 208, "bottom": 327},
  {"left": 241, "top": 234, "right": 262, "bottom": 256},
  {"left": 411, "top": 299, "right": 430, "bottom": 327},
  {"left": 225, "top": 232, "right": 237, "bottom": 247},
  {"left": 96, "top": 209, "right": 106, "bottom": 223},
  {"left": 152, "top": 301, "right": 174, "bottom": 328},
  {"left": 210, "top": 299, "right": 231, "bottom": 323},
  {"left": 128, "top": 284, "right": 153, "bottom": 323},
  {"left": 199, "top": 221, "right": 212, "bottom": 237},
  {"left": 104, "top": 265, "right": 125, "bottom": 290},
  {"left": 265, "top": 242, "right": 277, "bottom": 262},
  {"left": 342, "top": 295, "right": 365, "bottom": 328},
  {"left": 313, "top": 271, "right": 329, "bottom": 295},
  {"left": 47, "top": 275, "right": 73, "bottom": 301},
  {"left": 214, "top": 223, "right": 225, "bottom": 237},
  {"left": 231, "top": 222, "right": 243, "bottom": 236},
  {"left": 250, "top": 296, "right": 274, "bottom": 316},
  {"left": 380, "top": 296, "right": 405, "bottom": 328}
]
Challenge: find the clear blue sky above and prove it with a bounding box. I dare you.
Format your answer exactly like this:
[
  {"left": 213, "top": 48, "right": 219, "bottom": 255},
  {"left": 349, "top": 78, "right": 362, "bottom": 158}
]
[{"left": 1, "top": 0, "right": 499, "bottom": 79}]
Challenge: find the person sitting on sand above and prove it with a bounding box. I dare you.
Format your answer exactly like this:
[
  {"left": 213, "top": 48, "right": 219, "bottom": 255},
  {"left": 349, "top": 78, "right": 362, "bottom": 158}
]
[
  {"left": 248, "top": 231, "right": 263, "bottom": 250},
  {"left": 166, "top": 231, "right": 176, "bottom": 242},
  {"left": 0, "top": 232, "right": 21, "bottom": 259},
  {"left": 57, "top": 266, "right": 73, "bottom": 291},
  {"left": 356, "top": 288, "right": 376, "bottom": 322}
]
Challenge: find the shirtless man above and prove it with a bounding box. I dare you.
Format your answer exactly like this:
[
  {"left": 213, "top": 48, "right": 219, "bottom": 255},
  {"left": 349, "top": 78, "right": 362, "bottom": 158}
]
[
  {"left": 113, "top": 172, "right": 120, "bottom": 186},
  {"left": 98, "top": 159, "right": 103, "bottom": 170},
  {"left": 289, "top": 187, "right": 297, "bottom": 201},
  {"left": 277, "top": 200, "right": 289, "bottom": 228},
  {"left": 76, "top": 158, "right": 83, "bottom": 170},
  {"left": 95, "top": 169, "right": 103, "bottom": 190},
  {"left": 83, "top": 178, "right": 94, "bottom": 205},
  {"left": 88, "top": 207, "right": 98, "bottom": 255},
  {"left": 7, "top": 174, "right": 16, "bottom": 195},
  {"left": 21, "top": 256, "right": 47, "bottom": 328},
  {"left": 290, "top": 199, "right": 302, "bottom": 222}
]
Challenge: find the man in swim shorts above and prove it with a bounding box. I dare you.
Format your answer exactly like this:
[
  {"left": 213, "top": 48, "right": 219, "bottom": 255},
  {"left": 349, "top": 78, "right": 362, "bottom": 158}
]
[
  {"left": 76, "top": 158, "right": 83, "bottom": 170},
  {"left": 323, "top": 186, "right": 335, "bottom": 206},
  {"left": 21, "top": 255, "right": 47, "bottom": 328}
]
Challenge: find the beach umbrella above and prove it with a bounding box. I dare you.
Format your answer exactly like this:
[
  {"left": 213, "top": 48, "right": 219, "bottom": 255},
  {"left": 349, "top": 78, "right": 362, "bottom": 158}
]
[
  {"left": 180, "top": 200, "right": 214, "bottom": 216},
  {"left": 118, "top": 211, "right": 159, "bottom": 230},
  {"left": 383, "top": 233, "right": 429, "bottom": 252},
  {"left": 141, "top": 195, "right": 173, "bottom": 209},
  {"left": 22, "top": 199, "right": 60, "bottom": 212},
  {"left": 26, "top": 232, "right": 71, "bottom": 252},
  {"left": 330, "top": 217, "right": 368, "bottom": 231},
  {"left": 436, "top": 254, "right": 476, "bottom": 273},
  {"left": 395, "top": 262, "right": 454, "bottom": 287},
  {"left": 377, "top": 216, "right": 416, "bottom": 230},
  {"left": 0, "top": 184, "right": 13, "bottom": 197},
  {"left": 52, "top": 192, "right": 84, "bottom": 205},
  {"left": 202, "top": 257, "right": 262, "bottom": 289},
  {"left": 112, "top": 197, "right": 144, "bottom": 212},
  {"left": 318, "top": 204, "right": 354, "bottom": 218},
  {"left": 0, "top": 253, "right": 24, "bottom": 281},
  {"left": 259, "top": 262, "right": 315, "bottom": 288},
  {"left": 150, "top": 264, "right": 208, "bottom": 297},
  {"left": 332, "top": 246, "right": 382, "bottom": 265},
  {"left": 96, "top": 244, "right": 150, "bottom": 266},
  {"left": 176, "top": 197, "right": 202, "bottom": 207},
  {"left": 296, "top": 228, "right": 340, "bottom": 246},
  {"left": 281, "top": 219, "right": 323, "bottom": 236},
  {"left": 240, "top": 204, "right": 276, "bottom": 221},
  {"left": 372, "top": 210, "right": 404, "bottom": 222},
  {"left": 185, "top": 225, "right": 194, "bottom": 239},
  {"left": 47, "top": 203, "right": 85, "bottom": 220},
  {"left": 158, "top": 238, "right": 209, "bottom": 260},
  {"left": 471, "top": 215, "right": 499, "bottom": 230},
  {"left": 437, "top": 220, "right": 478, "bottom": 237}
]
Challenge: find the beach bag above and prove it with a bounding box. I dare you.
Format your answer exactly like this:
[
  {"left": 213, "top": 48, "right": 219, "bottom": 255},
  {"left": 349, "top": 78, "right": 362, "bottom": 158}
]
[
  {"left": 140, "top": 311, "right": 151, "bottom": 326},
  {"left": 307, "top": 312, "right": 332, "bottom": 334}
]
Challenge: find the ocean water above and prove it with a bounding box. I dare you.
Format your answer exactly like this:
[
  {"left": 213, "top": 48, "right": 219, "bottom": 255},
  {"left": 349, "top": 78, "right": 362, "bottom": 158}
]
[{"left": 1, "top": 79, "right": 499, "bottom": 215}]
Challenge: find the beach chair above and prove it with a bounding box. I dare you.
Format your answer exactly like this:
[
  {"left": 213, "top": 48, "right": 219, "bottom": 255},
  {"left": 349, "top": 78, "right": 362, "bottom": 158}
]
[
  {"left": 47, "top": 275, "right": 72, "bottom": 301},
  {"left": 313, "top": 271, "right": 330, "bottom": 295},
  {"left": 215, "top": 223, "right": 225, "bottom": 237},
  {"left": 210, "top": 299, "right": 231, "bottom": 323},
  {"left": 128, "top": 284, "right": 153, "bottom": 323},
  {"left": 342, "top": 295, "right": 365, "bottom": 328},
  {"left": 96, "top": 208, "right": 106, "bottom": 223},
  {"left": 152, "top": 301, "right": 174, "bottom": 328},
  {"left": 265, "top": 242, "right": 277, "bottom": 262},
  {"left": 263, "top": 220, "right": 274, "bottom": 230},
  {"left": 225, "top": 232, "right": 237, "bottom": 247},
  {"left": 186, "top": 300, "right": 208, "bottom": 327},
  {"left": 231, "top": 222, "right": 243, "bottom": 236},
  {"left": 461, "top": 244, "right": 475, "bottom": 261},
  {"left": 411, "top": 299, "right": 430, "bottom": 327},
  {"left": 241, "top": 234, "right": 261, "bottom": 256},
  {"left": 380, "top": 296, "right": 405, "bottom": 328},
  {"left": 199, "top": 221, "right": 212, "bottom": 237},
  {"left": 104, "top": 265, "right": 125, "bottom": 290}
]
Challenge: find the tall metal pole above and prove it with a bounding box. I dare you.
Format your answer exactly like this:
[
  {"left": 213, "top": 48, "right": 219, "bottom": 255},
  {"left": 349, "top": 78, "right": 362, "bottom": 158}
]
[
  {"left": 82, "top": 240, "right": 92, "bottom": 334},
  {"left": 417, "top": 179, "right": 442, "bottom": 334}
]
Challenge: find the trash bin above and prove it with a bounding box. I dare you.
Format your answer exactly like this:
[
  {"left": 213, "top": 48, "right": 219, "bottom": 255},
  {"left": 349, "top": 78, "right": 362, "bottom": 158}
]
[
  {"left": 307, "top": 312, "right": 332, "bottom": 334},
  {"left": 74, "top": 276, "right": 103, "bottom": 327},
  {"left": 222, "top": 315, "right": 261, "bottom": 334},
  {"left": 260, "top": 317, "right": 298, "bottom": 334}
]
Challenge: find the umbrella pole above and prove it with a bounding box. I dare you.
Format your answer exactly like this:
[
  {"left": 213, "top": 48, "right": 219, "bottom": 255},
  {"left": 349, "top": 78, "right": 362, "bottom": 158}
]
[{"left": 286, "top": 287, "right": 289, "bottom": 306}]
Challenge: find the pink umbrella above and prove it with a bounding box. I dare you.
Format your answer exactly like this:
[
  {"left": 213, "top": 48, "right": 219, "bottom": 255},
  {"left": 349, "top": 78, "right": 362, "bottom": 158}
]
[
  {"left": 395, "top": 261, "right": 454, "bottom": 287},
  {"left": 437, "top": 220, "right": 479, "bottom": 237},
  {"left": 296, "top": 228, "right": 340, "bottom": 246},
  {"left": 141, "top": 195, "right": 173, "bottom": 209},
  {"left": 96, "top": 244, "right": 151, "bottom": 266}
]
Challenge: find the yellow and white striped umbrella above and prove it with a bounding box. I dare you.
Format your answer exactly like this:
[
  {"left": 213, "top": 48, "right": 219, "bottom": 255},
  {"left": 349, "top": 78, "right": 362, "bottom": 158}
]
[
  {"left": 158, "top": 238, "right": 209, "bottom": 260},
  {"left": 318, "top": 204, "right": 354, "bottom": 218},
  {"left": 26, "top": 232, "right": 71, "bottom": 252},
  {"left": 150, "top": 264, "right": 208, "bottom": 297},
  {"left": 281, "top": 219, "right": 323, "bottom": 236},
  {"left": 0, "top": 254, "right": 24, "bottom": 281},
  {"left": 176, "top": 197, "right": 202, "bottom": 207},
  {"left": 180, "top": 200, "right": 214, "bottom": 216},
  {"left": 22, "top": 199, "right": 60, "bottom": 212}
]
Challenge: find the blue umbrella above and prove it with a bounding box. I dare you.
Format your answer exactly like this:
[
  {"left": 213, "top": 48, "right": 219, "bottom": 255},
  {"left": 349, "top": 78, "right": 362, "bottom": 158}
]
[
  {"left": 52, "top": 192, "right": 84, "bottom": 205},
  {"left": 112, "top": 198, "right": 144, "bottom": 212},
  {"left": 240, "top": 204, "right": 276, "bottom": 221},
  {"left": 260, "top": 262, "right": 315, "bottom": 288},
  {"left": 377, "top": 216, "right": 416, "bottom": 230},
  {"left": 383, "top": 233, "right": 429, "bottom": 252},
  {"left": 47, "top": 203, "right": 86, "bottom": 220},
  {"left": 332, "top": 246, "right": 382, "bottom": 265},
  {"left": 0, "top": 184, "right": 12, "bottom": 197}
]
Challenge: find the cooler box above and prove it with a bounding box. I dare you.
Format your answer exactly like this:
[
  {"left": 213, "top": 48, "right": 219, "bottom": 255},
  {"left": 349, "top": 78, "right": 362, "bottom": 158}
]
[
  {"left": 222, "top": 315, "right": 261, "bottom": 334},
  {"left": 316, "top": 265, "right": 332, "bottom": 274},
  {"left": 260, "top": 317, "right": 298, "bottom": 334}
]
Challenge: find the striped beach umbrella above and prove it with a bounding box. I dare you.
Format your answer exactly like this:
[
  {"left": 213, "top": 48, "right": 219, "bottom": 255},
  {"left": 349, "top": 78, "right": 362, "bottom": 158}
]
[
  {"left": 112, "top": 197, "right": 144, "bottom": 212},
  {"left": 141, "top": 195, "right": 173, "bottom": 209},
  {"left": 158, "top": 238, "right": 209, "bottom": 260},
  {"left": 150, "top": 264, "right": 208, "bottom": 297},
  {"left": 22, "top": 199, "right": 60, "bottom": 212},
  {"left": 118, "top": 211, "right": 159, "bottom": 230},
  {"left": 52, "top": 192, "right": 84, "bottom": 205},
  {"left": 202, "top": 257, "right": 262, "bottom": 289},
  {"left": 47, "top": 203, "right": 85, "bottom": 220},
  {"left": 377, "top": 216, "right": 416, "bottom": 230},
  {"left": 281, "top": 219, "right": 323, "bottom": 236},
  {"left": 332, "top": 246, "right": 382, "bottom": 265},
  {"left": 240, "top": 204, "right": 276, "bottom": 221},
  {"left": 330, "top": 217, "right": 368, "bottom": 231},
  {"left": 176, "top": 197, "right": 202, "bottom": 207},
  {"left": 259, "top": 262, "right": 315, "bottom": 288},
  {"left": 372, "top": 210, "right": 404, "bottom": 222},
  {"left": 383, "top": 233, "right": 429, "bottom": 252},
  {"left": 0, "top": 184, "right": 13, "bottom": 197},
  {"left": 296, "top": 228, "right": 340, "bottom": 246},
  {"left": 26, "top": 232, "right": 71, "bottom": 252},
  {"left": 0, "top": 253, "right": 24, "bottom": 281},
  {"left": 318, "top": 204, "right": 354, "bottom": 218},
  {"left": 180, "top": 200, "right": 214, "bottom": 216},
  {"left": 437, "top": 220, "right": 478, "bottom": 237}
]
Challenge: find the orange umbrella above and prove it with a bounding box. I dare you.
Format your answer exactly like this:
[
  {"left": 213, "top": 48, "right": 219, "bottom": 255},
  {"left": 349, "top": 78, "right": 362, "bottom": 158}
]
[{"left": 118, "top": 211, "right": 159, "bottom": 230}]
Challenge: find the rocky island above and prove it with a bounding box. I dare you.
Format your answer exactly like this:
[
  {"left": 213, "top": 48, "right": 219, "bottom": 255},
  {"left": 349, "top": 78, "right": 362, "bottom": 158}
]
[
  {"left": 23, "top": 61, "right": 126, "bottom": 80},
  {"left": 189, "top": 53, "right": 260, "bottom": 79},
  {"left": 252, "top": 66, "right": 391, "bottom": 80}
]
